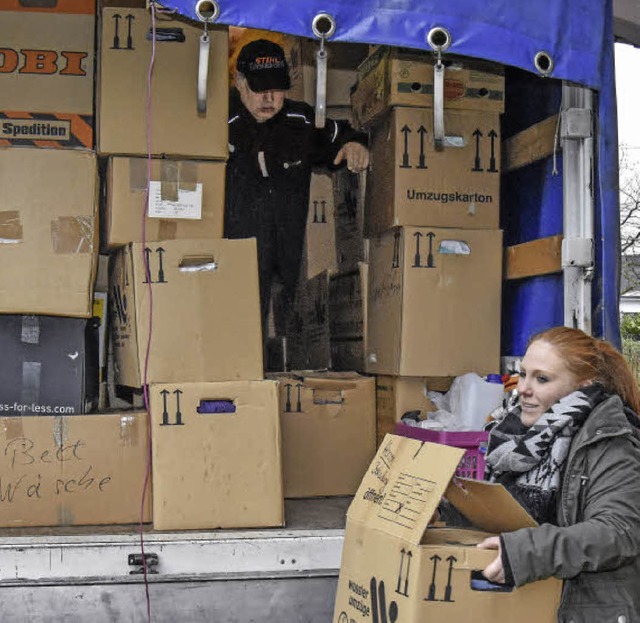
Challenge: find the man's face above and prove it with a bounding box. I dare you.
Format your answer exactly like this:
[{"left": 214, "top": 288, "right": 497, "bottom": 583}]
[{"left": 236, "top": 74, "right": 285, "bottom": 123}]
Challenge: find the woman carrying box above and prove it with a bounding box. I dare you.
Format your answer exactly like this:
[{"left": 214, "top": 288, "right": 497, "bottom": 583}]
[{"left": 479, "top": 326, "right": 640, "bottom": 622}]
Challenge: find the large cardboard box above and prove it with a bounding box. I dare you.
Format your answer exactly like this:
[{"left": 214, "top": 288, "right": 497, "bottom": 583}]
[
  {"left": 149, "top": 380, "right": 283, "bottom": 530},
  {"left": 97, "top": 8, "right": 228, "bottom": 158},
  {"left": 110, "top": 238, "right": 263, "bottom": 387},
  {"left": 105, "top": 157, "right": 225, "bottom": 248},
  {"left": 287, "top": 39, "right": 368, "bottom": 107},
  {"left": 0, "top": 411, "right": 151, "bottom": 528},
  {"left": 304, "top": 171, "right": 338, "bottom": 279},
  {"left": 329, "top": 263, "right": 368, "bottom": 373},
  {"left": 287, "top": 270, "right": 331, "bottom": 371},
  {"left": 366, "top": 227, "right": 502, "bottom": 377},
  {"left": 351, "top": 47, "right": 505, "bottom": 128},
  {"left": 375, "top": 376, "right": 437, "bottom": 446},
  {"left": 332, "top": 434, "right": 561, "bottom": 623},
  {"left": 270, "top": 371, "right": 376, "bottom": 498},
  {"left": 0, "top": 149, "right": 98, "bottom": 316},
  {"left": 0, "top": 315, "right": 100, "bottom": 416},
  {"left": 0, "top": 0, "right": 95, "bottom": 149},
  {"left": 365, "top": 107, "right": 501, "bottom": 235},
  {"left": 333, "top": 169, "right": 368, "bottom": 271}
]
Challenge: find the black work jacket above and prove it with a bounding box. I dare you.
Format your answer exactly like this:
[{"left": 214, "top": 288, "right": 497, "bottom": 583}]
[{"left": 224, "top": 88, "right": 367, "bottom": 249}]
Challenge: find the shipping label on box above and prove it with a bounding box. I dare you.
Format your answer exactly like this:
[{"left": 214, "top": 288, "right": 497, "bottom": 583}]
[
  {"left": 304, "top": 172, "right": 338, "bottom": 279},
  {"left": 269, "top": 371, "right": 375, "bottom": 498},
  {"left": 97, "top": 8, "right": 228, "bottom": 158},
  {"left": 332, "top": 434, "right": 561, "bottom": 623},
  {"left": 0, "top": 149, "right": 98, "bottom": 316},
  {"left": 149, "top": 380, "right": 283, "bottom": 530},
  {"left": 110, "top": 238, "right": 263, "bottom": 387},
  {"left": 329, "top": 263, "right": 368, "bottom": 373},
  {"left": 351, "top": 47, "right": 505, "bottom": 129},
  {"left": 0, "top": 411, "right": 151, "bottom": 528},
  {"left": 366, "top": 107, "right": 501, "bottom": 235},
  {"left": 366, "top": 227, "right": 502, "bottom": 377},
  {"left": 106, "top": 157, "right": 225, "bottom": 248},
  {"left": 0, "top": 0, "right": 95, "bottom": 150}
]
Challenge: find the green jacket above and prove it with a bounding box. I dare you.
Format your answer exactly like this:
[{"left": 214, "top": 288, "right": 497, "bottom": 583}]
[{"left": 502, "top": 395, "right": 640, "bottom": 623}]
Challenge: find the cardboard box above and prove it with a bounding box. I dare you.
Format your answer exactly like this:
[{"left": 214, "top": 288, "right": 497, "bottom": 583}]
[
  {"left": 366, "top": 227, "right": 502, "bottom": 377},
  {"left": 287, "top": 39, "right": 368, "bottom": 107},
  {"left": 97, "top": 8, "right": 228, "bottom": 158},
  {"left": 0, "top": 148, "right": 98, "bottom": 316},
  {"left": 149, "top": 380, "right": 283, "bottom": 530},
  {"left": 287, "top": 270, "right": 331, "bottom": 371},
  {"left": 304, "top": 171, "right": 338, "bottom": 279},
  {"left": 365, "top": 107, "right": 501, "bottom": 236},
  {"left": 333, "top": 169, "right": 368, "bottom": 270},
  {"left": 0, "top": 411, "right": 151, "bottom": 527},
  {"left": 0, "top": 315, "right": 100, "bottom": 416},
  {"left": 0, "top": 0, "right": 95, "bottom": 149},
  {"left": 375, "top": 376, "right": 437, "bottom": 446},
  {"left": 351, "top": 47, "right": 505, "bottom": 128},
  {"left": 329, "top": 263, "right": 368, "bottom": 373},
  {"left": 105, "top": 157, "right": 225, "bottom": 248},
  {"left": 269, "top": 371, "right": 376, "bottom": 498},
  {"left": 332, "top": 434, "right": 561, "bottom": 623},
  {"left": 110, "top": 238, "right": 263, "bottom": 387}
]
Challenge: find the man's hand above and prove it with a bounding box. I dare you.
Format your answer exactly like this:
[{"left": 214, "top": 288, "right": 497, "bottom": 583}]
[
  {"left": 477, "top": 536, "right": 506, "bottom": 583},
  {"left": 334, "top": 142, "right": 370, "bottom": 173}
]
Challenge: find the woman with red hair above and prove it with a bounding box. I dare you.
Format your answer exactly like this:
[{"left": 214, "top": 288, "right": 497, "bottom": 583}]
[{"left": 479, "top": 326, "right": 640, "bottom": 622}]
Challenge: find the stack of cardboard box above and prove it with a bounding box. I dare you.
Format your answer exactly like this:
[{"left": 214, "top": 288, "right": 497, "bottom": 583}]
[
  {"left": 350, "top": 46, "right": 506, "bottom": 442},
  {"left": 97, "top": 8, "right": 286, "bottom": 531},
  {"left": 0, "top": 0, "right": 150, "bottom": 528}
]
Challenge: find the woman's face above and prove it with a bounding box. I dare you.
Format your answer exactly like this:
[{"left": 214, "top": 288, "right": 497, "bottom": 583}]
[{"left": 517, "top": 340, "right": 583, "bottom": 426}]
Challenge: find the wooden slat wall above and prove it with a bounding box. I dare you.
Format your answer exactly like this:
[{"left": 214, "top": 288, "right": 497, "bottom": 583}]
[
  {"left": 503, "top": 115, "right": 559, "bottom": 172},
  {"left": 504, "top": 235, "right": 563, "bottom": 280}
]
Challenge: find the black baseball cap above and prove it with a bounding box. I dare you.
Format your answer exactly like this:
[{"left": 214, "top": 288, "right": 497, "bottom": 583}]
[{"left": 236, "top": 39, "right": 291, "bottom": 92}]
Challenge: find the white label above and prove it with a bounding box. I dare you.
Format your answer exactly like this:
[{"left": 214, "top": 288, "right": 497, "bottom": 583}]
[{"left": 147, "top": 181, "right": 203, "bottom": 220}]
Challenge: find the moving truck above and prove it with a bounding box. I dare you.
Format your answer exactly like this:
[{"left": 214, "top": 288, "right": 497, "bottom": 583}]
[{"left": 0, "top": 0, "right": 638, "bottom": 621}]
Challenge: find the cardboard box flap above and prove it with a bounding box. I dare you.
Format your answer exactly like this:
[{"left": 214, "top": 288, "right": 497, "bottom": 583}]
[
  {"left": 348, "top": 436, "right": 465, "bottom": 545},
  {"left": 445, "top": 478, "right": 538, "bottom": 533}
]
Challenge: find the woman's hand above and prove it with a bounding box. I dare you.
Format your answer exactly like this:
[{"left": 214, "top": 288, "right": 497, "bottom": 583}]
[{"left": 477, "top": 536, "right": 506, "bottom": 583}]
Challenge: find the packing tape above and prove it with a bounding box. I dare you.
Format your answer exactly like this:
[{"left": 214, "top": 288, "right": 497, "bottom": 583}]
[
  {"left": 0, "top": 210, "right": 23, "bottom": 243},
  {"left": 51, "top": 216, "right": 94, "bottom": 254},
  {"left": 21, "top": 361, "right": 41, "bottom": 406},
  {"left": 157, "top": 220, "right": 178, "bottom": 240},
  {"left": 21, "top": 315, "right": 40, "bottom": 345},
  {"left": 1, "top": 417, "right": 24, "bottom": 441},
  {"left": 160, "top": 161, "right": 179, "bottom": 202},
  {"left": 129, "top": 158, "right": 147, "bottom": 191},
  {"left": 119, "top": 412, "right": 141, "bottom": 447},
  {"left": 53, "top": 414, "right": 68, "bottom": 447}
]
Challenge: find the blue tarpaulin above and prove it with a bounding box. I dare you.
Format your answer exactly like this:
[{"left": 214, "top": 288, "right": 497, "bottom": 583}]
[{"left": 165, "top": 0, "right": 620, "bottom": 349}]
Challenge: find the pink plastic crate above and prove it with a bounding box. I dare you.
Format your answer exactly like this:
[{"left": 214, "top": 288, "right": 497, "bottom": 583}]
[{"left": 394, "top": 423, "right": 489, "bottom": 480}]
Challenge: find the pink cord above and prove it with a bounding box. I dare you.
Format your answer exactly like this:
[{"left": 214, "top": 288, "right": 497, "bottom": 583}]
[{"left": 139, "top": 3, "right": 158, "bottom": 621}]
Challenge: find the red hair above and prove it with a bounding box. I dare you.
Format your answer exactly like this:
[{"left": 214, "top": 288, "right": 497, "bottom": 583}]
[{"left": 529, "top": 327, "right": 640, "bottom": 414}]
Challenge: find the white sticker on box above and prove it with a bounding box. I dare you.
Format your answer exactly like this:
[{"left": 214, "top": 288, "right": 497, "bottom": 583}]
[{"left": 147, "top": 181, "right": 203, "bottom": 220}]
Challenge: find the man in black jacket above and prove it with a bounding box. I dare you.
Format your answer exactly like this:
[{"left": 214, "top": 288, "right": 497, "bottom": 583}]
[{"left": 225, "top": 38, "right": 369, "bottom": 346}]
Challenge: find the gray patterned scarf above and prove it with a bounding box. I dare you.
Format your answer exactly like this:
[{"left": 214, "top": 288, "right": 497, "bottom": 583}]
[{"left": 485, "top": 383, "right": 606, "bottom": 524}]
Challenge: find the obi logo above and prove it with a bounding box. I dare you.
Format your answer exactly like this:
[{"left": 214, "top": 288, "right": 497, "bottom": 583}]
[{"left": 0, "top": 48, "right": 88, "bottom": 76}]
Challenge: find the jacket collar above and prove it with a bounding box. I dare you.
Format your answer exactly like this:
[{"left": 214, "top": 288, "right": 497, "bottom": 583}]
[{"left": 571, "top": 394, "right": 639, "bottom": 452}]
